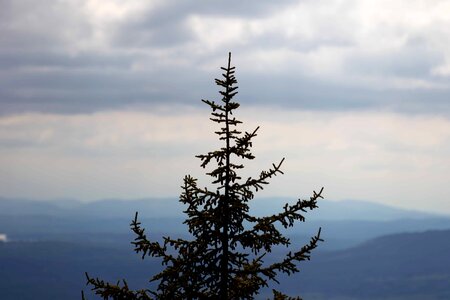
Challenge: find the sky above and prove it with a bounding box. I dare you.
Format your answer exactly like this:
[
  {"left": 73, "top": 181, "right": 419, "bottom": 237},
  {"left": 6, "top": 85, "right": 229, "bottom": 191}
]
[{"left": 1, "top": 0, "right": 449, "bottom": 213}]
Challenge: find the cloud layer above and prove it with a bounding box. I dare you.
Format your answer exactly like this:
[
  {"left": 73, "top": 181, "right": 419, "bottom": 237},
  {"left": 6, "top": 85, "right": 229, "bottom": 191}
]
[{"left": 1, "top": 0, "right": 450, "bottom": 115}]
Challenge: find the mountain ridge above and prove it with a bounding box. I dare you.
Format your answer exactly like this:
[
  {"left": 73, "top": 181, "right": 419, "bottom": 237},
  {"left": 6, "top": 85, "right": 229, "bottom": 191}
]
[{"left": 1, "top": 197, "right": 447, "bottom": 221}]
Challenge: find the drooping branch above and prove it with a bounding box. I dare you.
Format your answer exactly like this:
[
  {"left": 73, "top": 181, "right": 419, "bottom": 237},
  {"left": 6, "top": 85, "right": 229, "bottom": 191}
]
[
  {"left": 247, "top": 187, "right": 324, "bottom": 228},
  {"left": 260, "top": 228, "right": 323, "bottom": 280},
  {"left": 84, "top": 273, "right": 153, "bottom": 300},
  {"left": 233, "top": 158, "right": 286, "bottom": 193}
]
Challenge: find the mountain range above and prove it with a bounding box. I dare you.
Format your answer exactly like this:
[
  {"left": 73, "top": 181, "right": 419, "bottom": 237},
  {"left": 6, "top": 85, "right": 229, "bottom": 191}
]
[
  {"left": 2, "top": 197, "right": 450, "bottom": 250},
  {"left": 1, "top": 229, "right": 449, "bottom": 300},
  {"left": 1, "top": 197, "right": 444, "bottom": 220},
  {"left": 1, "top": 197, "right": 450, "bottom": 299}
]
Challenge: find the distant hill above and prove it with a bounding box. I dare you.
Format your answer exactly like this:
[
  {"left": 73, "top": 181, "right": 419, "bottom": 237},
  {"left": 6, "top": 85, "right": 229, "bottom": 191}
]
[
  {"left": 2, "top": 197, "right": 450, "bottom": 251},
  {"left": 0, "top": 240, "right": 158, "bottom": 300},
  {"left": 0, "top": 198, "right": 66, "bottom": 216},
  {"left": 283, "top": 229, "right": 450, "bottom": 299},
  {"left": 251, "top": 198, "right": 444, "bottom": 221},
  {"left": 0, "top": 197, "right": 183, "bottom": 218},
  {"left": 1, "top": 230, "right": 449, "bottom": 299}
]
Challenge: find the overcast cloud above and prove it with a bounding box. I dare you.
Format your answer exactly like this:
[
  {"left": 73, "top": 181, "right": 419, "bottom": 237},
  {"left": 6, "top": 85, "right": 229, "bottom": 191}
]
[
  {"left": 1, "top": 0, "right": 449, "bottom": 213},
  {"left": 1, "top": 0, "right": 450, "bottom": 114}
]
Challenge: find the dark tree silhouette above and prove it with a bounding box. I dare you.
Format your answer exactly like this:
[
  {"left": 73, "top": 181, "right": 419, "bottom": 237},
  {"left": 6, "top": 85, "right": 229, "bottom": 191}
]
[{"left": 84, "top": 53, "right": 324, "bottom": 300}]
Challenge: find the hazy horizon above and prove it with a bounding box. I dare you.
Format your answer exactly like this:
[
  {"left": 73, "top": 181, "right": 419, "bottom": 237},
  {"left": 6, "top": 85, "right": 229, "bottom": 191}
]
[{"left": 2, "top": 195, "right": 450, "bottom": 218}]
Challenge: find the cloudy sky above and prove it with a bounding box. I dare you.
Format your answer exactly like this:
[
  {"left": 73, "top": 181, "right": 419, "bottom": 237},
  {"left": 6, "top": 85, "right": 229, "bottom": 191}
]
[{"left": 1, "top": 0, "right": 449, "bottom": 213}]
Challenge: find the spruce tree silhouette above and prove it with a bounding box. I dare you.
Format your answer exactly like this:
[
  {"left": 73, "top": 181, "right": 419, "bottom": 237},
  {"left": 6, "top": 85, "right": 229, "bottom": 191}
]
[{"left": 83, "top": 53, "right": 324, "bottom": 300}]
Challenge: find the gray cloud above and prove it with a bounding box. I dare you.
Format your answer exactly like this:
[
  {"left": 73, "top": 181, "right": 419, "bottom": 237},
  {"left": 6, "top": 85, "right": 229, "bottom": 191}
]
[
  {"left": 346, "top": 38, "right": 443, "bottom": 78},
  {"left": 1, "top": 51, "right": 449, "bottom": 116},
  {"left": 1, "top": 0, "right": 450, "bottom": 116},
  {"left": 111, "top": 0, "right": 299, "bottom": 48},
  {"left": 0, "top": 0, "right": 89, "bottom": 51},
  {"left": 0, "top": 50, "right": 132, "bottom": 70}
]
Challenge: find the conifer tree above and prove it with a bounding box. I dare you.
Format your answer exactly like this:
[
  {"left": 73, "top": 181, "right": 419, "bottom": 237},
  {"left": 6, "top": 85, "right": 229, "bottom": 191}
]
[{"left": 84, "top": 53, "right": 324, "bottom": 300}]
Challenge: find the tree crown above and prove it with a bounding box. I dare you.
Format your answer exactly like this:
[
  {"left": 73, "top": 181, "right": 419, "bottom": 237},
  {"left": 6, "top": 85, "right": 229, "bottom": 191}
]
[{"left": 84, "top": 53, "right": 324, "bottom": 300}]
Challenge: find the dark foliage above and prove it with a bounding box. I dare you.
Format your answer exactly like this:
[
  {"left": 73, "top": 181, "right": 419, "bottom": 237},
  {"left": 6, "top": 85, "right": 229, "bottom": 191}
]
[{"left": 84, "top": 53, "right": 324, "bottom": 299}]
